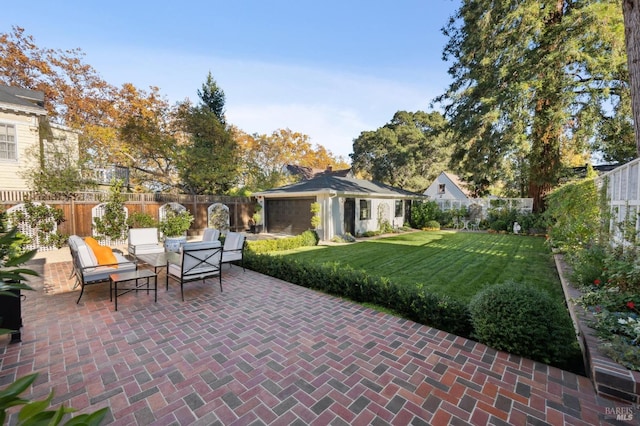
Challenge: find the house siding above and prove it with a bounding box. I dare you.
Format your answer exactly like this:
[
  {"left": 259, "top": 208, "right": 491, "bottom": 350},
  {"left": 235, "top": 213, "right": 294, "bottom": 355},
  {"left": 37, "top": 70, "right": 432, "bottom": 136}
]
[
  {"left": 0, "top": 112, "right": 40, "bottom": 190},
  {"left": 354, "top": 198, "right": 403, "bottom": 236},
  {"left": 424, "top": 173, "right": 469, "bottom": 201}
]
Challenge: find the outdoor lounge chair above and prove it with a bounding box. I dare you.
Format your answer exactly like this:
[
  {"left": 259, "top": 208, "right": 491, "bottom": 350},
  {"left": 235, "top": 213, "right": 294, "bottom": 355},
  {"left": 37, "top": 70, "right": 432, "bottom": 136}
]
[
  {"left": 222, "top": 231, "right": 246, "bottom": 270},
  {"left": 202, "top": 228, "right": 220, "bottom": 242},
  {"left": 128, "top": 228, "right": 164, "bottom": 258},
  {"left": 69, "top": 235, "right": 137, "bottom": 303},
  {"left": 166, "top": 240, "right": 223, "bottom": 301}
]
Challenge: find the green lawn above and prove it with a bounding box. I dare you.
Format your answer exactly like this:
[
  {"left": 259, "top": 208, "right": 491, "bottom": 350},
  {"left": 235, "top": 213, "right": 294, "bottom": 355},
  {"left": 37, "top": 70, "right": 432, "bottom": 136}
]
[{"left": 275, "top": 231, "right": 562, "bottom": 303}]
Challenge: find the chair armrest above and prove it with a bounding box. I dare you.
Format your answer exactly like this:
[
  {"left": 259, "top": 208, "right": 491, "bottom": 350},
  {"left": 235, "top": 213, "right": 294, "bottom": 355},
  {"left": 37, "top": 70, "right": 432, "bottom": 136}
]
[{"left": 81, "top": 259, "right": 137, "bottom": 272}]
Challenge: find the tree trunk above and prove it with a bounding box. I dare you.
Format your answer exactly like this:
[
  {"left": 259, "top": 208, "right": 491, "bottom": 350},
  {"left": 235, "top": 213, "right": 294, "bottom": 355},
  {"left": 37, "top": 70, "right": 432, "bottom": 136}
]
[
  {"left": 527, "top": 0, "right": 565, "bottom": 213},
  {"left": 623, "top": 0, "right": 640, "bottom": 156}
]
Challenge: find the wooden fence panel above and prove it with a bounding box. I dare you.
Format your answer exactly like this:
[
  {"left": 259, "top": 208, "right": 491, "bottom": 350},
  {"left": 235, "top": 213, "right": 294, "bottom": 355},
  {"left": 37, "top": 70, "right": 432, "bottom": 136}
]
[{"left": 1, "top": 191, "right": 256, "bottom": 239}]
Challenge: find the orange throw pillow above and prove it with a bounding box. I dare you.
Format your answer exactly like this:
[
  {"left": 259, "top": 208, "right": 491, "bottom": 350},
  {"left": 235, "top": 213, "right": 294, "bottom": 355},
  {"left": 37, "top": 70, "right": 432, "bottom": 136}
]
[
  {"left": 84, "top": 237, "right": 101, "bottom": 251},
  {"left": 84, "top": 237, "right": 118, "bottom": 267}
]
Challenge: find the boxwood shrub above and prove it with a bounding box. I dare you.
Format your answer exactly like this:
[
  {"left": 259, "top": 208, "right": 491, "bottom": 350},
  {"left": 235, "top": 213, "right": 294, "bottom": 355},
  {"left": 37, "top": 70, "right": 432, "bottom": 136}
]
[
  {"left": 243, "top": 252, "right": 472, "bottom": 337},
  {"left": 469, "top": 281, "right": 576, "bottom": 365},
  {"left": 246, "top": 230, "right": 319, "bottom": 254}
]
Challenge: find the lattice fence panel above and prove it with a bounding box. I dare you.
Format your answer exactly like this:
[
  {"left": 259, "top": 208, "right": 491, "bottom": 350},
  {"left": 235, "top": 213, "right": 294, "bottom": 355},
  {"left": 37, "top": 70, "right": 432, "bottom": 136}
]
[
  {"left": 91, "top": 203, "right": 129, "bottom": 246},
  {"left": 6, "top": 203, "right": 59, "bottom": 251}
]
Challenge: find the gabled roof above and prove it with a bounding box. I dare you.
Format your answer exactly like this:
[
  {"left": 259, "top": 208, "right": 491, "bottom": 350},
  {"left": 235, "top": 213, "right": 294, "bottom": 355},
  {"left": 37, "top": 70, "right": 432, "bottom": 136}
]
[
  {"left": 255, "top": 175, "right": 426, "bottom": 199},
  {"left": 441, "top": 172, "right": 472, "bottom": 197},
  {"left": 0, "top": 84, "right": 46, "bottom": 116}
]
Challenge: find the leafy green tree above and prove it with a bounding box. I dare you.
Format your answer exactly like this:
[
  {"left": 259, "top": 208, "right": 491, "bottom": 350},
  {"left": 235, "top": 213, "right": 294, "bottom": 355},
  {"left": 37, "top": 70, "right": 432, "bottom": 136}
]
[
  {"left": 177, "top": 74, "right": 239, "bottom": 194},
  {"left": 438, "top": 0, "right": 629, "bottom": 211},
  {"left": 93, "top": 180, "right": 128, "bottom": 242},
  {"left": 197, "top": 71, "right": 226, "bottom": 123},
  {"left": 351, "top": 111, "right": 451, "bottom": 191}
]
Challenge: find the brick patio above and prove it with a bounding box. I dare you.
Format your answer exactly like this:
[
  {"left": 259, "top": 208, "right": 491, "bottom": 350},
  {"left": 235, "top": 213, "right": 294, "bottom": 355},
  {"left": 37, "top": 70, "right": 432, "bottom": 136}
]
[{"left": 0, "top": 258, "right": 637, "bottom": 425}]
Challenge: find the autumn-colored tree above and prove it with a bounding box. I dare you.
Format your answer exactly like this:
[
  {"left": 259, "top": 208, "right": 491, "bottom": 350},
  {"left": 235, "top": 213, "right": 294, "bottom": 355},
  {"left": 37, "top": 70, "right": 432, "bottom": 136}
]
[
  {"left": 117, "top": 84, "right": 184, "bottom": 191},
  {"left": 235, "top": 128, "right": 349, "bottom": 191},
  {"left": 0, "top": 26, "right": 121, "bottom": 164},
  {"left": 0, "top": 26, "right": 186, "bottom": 191}
]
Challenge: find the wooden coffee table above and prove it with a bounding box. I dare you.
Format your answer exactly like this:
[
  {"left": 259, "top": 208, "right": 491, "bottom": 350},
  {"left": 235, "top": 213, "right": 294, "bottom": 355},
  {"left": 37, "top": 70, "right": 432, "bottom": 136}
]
[{"left": 109, "top": 269, "right": 157, "bottom": 311}]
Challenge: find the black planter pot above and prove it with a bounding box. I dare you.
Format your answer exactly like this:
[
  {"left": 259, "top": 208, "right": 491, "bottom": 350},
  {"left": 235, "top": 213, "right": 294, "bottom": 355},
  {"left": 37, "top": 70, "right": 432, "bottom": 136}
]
[{"left": 0, "top": 287, "right": 22, "bottom": 343}]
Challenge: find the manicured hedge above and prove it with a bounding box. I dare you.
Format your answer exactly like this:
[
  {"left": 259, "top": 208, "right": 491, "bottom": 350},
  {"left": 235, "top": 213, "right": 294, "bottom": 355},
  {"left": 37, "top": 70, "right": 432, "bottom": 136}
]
[
  {"left": 246, "top": 230, "right": 319, "bottom": 254},
  {"left": 243, "top": 252, "right": 473, "bottom": 337}
]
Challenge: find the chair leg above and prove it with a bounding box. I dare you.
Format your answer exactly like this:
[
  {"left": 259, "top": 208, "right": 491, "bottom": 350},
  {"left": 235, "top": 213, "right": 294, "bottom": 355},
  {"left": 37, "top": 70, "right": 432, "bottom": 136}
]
[
  {"left": 219, "top": 274, "right": 223, "bottom": 292},
  {"left": 76, "top": 284, "right": 85, "bottom": 304}
]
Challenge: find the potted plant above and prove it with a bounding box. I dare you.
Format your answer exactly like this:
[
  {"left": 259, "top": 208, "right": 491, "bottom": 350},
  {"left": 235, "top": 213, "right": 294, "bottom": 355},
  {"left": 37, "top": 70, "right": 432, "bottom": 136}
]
[
  {"left": 250, "top": 204, "right": 263, "bottom": 234},
  {"left": 159, "top": 209, "right": 193, "bottom": 252},
  {"left": 249, "top": 212, "right": 261, "bottom": 234}
]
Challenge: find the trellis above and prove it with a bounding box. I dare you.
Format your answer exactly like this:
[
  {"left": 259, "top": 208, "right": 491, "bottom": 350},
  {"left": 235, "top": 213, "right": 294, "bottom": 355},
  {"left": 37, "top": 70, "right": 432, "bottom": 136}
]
[
  {"left": 159, "top": 202, "right": 186, "bottom": 222},
  {"left": 7, "top": 203, "right": 60, "bottom": 251},
  {"left": 91, "top": 203, "right": 129, "bottom": 246},
  {"left": 207, "top": 203, "right": 230, "bottom": 231}
]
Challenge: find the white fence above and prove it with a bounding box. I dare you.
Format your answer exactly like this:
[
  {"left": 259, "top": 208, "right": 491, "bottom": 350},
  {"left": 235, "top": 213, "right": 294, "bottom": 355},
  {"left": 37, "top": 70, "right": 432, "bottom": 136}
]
[{"left": 434, "top": 198, "right": 534, "bottom": 219}]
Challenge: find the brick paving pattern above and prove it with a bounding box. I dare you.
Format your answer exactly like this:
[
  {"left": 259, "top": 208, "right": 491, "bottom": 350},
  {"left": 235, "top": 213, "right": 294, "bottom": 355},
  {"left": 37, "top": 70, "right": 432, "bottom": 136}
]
[{"left": 1, "top": 260, "right": 637, "bottom": 425}]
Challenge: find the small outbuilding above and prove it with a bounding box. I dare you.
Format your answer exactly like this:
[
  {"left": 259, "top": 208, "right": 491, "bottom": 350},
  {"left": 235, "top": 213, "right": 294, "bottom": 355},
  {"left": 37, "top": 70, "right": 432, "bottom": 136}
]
[{"left": 254, "top": 175, "right": 426, "bottom": 241}]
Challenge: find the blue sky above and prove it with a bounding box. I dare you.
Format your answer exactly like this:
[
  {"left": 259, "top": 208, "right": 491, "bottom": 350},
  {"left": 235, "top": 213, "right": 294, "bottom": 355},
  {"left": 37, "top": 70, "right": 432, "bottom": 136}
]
[{"left": 4, "top": 1, "right": 458, "bottom": 160}]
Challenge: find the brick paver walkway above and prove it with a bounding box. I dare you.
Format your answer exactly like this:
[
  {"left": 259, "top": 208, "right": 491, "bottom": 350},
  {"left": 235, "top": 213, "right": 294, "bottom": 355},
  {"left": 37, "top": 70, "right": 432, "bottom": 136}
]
[{"left": 1, "top": 260, "right": 636, "bottom": 425}]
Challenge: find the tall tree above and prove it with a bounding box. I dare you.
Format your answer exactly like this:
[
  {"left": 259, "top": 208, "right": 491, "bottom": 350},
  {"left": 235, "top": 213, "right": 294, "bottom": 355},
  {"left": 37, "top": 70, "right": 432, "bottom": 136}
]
[
  {"left": 351, "top": 111, "right": 451, "bottom": 192},
  {"left": 118, "top": 93, "right": 182, "bottom": 192},
  {"left": 177, "top": 75, "right": 239, "bottom": 194},
  {"left": 439, "top": 1, "right": 628, "bottom": 211},
  {"left": 197, "top": 71, "right": 226, "bottom": 123},
  {"left": 623, "top": 0, "right": 640, "bottom": 155}
]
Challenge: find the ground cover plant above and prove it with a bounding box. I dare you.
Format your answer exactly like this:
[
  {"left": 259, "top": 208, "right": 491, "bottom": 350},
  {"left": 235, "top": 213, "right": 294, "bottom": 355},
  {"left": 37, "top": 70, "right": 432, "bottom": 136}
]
[{"left": 276, "top": 231, "right": 562, "bottom": 304}]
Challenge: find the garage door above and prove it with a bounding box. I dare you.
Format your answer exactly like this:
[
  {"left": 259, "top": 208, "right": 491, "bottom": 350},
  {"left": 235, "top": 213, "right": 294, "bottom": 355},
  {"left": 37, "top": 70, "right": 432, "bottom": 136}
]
[{"left": 266, "top": 198, "right": 314, "bottom": 235}]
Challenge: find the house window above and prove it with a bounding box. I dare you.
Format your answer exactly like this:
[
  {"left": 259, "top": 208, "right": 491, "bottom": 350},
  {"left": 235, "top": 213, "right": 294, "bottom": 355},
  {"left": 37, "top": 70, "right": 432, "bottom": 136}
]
[
  {"left": 395, "top": 200, "right": 403, "bottom": 217},
  {"left": 438, "top": 184, "right": 446, "bottom": 194},
  {"left": 359, "top": 199, "right": 371, "bottom": 220},
  {"left": 0, "top": 123, "right": 17, "bottom": 160}
]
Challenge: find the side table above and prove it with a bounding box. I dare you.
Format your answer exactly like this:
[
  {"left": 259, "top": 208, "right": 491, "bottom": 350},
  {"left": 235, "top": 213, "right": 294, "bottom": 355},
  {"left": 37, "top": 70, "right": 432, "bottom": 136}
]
[{"left": 109, "top": 269, "right": 157, "bottom": 311}]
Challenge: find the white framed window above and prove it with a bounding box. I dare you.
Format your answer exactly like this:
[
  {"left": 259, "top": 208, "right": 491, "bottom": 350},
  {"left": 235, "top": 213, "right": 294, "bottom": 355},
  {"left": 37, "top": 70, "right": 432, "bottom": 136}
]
[
  {"left": 395, "top": 200, "right": 403, "bottom": 217},
  {"left": 359, "top": 199, "right": 371, "bottom": 220},
  {"left": 0, "top": 123, "right": 17, "bottom": 160}
]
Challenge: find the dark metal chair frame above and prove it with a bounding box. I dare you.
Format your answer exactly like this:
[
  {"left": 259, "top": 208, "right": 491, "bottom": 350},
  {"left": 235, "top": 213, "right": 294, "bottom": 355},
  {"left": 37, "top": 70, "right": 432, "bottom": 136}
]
[{"left": 166, "top": 243, "right": 223, "bottom": 301}]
